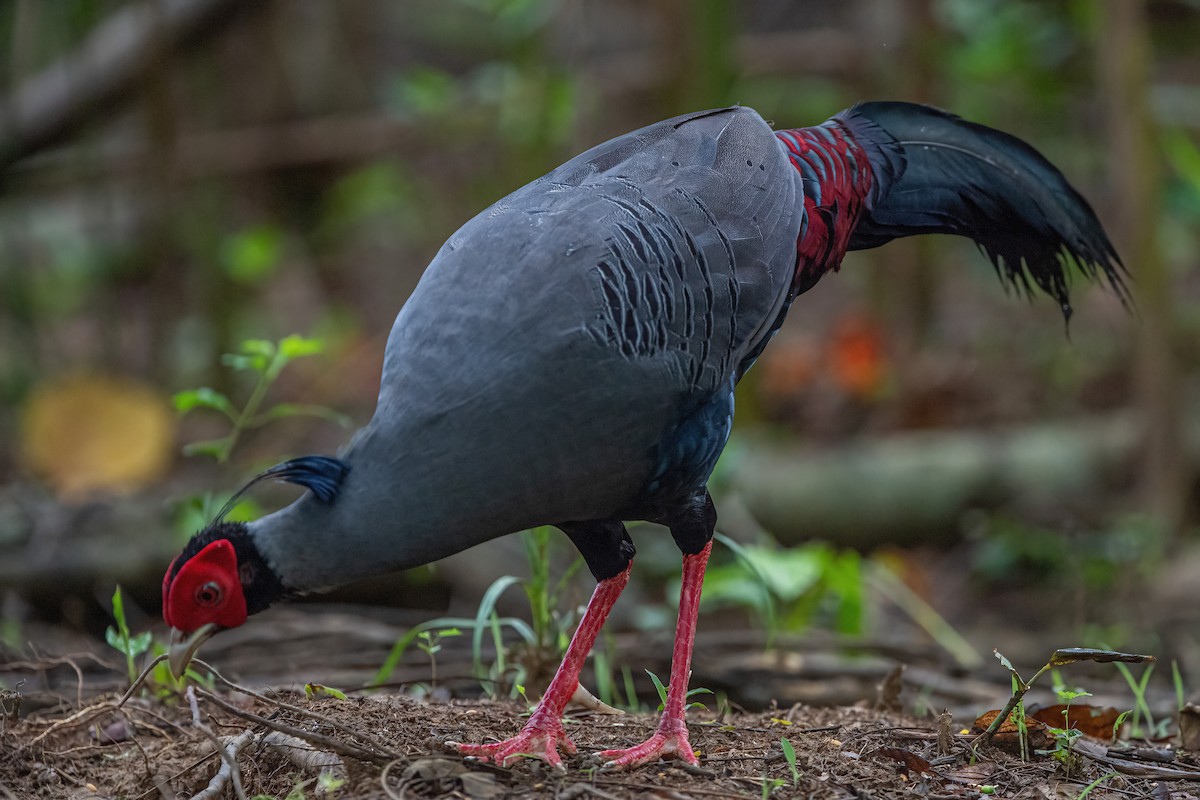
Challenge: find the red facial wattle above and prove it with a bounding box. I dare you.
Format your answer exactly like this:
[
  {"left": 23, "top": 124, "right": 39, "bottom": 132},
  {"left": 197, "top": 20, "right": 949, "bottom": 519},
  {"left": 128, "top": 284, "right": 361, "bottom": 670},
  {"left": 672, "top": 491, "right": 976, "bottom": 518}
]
[{"left": 162, "top": 539, "right": 248, "bottom": 634}]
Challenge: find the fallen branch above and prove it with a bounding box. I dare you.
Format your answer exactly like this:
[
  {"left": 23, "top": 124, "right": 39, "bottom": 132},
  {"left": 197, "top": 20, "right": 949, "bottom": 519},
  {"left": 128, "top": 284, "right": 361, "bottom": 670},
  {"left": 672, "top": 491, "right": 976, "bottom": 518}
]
[
  {"left": 192, "top": 658, "right": 399, "bottom": 760},
  {"left": 189, "top": 729, "right": 254, "bottom": 800},
  {"left": 0, "top": 0, "right": 266, "bottom": 170},
  {"left": 261, "top": 731, "right": 344, "bottom": 774},
  {"left": 192, "top": 687, "right": 392, "bottom": 766},
  {"left": 1073, "top": 738, "right": 1200, "bottom": 781}
]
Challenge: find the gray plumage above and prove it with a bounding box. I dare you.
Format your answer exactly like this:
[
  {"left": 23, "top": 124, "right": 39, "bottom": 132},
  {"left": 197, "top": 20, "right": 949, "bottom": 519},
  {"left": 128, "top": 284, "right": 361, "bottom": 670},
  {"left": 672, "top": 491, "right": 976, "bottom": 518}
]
[{"left": 252, "top": 107, "right": 801, "bottom": 591}]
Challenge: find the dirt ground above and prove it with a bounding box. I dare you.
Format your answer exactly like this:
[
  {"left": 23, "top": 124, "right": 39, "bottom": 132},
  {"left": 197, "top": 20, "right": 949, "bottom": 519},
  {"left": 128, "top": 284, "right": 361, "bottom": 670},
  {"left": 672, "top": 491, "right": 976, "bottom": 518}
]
[{"left": 4, "top": 652, "right": 1200, "bottom": 800}]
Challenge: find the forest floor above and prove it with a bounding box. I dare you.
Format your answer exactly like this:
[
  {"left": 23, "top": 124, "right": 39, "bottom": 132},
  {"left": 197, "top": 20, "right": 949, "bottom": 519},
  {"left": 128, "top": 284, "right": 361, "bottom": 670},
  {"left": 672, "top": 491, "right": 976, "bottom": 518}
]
[
  {"left": 9, "top": 676, "right": 1200, "bottom": 800},
  {"left": 4, "top": 614, "right": 1200, "bottom": 800}
]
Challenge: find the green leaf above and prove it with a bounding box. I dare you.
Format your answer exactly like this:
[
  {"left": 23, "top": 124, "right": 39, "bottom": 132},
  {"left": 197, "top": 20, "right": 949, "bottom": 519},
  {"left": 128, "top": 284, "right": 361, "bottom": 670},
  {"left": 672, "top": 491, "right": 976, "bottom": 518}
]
[
  {"left": 240, "top": 339, "right": 276, "bottom": 357},
  {"left": 645, "top": 669, "right": 668, "bottom": 709},
  {"left": 278, "top": 334, "right": 325, "bottom": 360},
  {"left": 111, "top": 586, "right": 127, "bottom": 634},
  {"left": 472, "top": 575, "right": 524, "bottom": 679},
  {"left": 781, "top": 736, "right": 799, "bottom": 785},
  {"left": 182, "top": 438, "right": 232, "bottom": 461},
  {"left": 173, "top": 387, "right": 236, "bottom": 418},
  {"left": 128, "top": 630, "right": 153, "bottom": 657},
  {"left": 105, "top": 625, "right": 123, "bottom": 651},
  {"left": 304, "top": 682, "right": 348, "bottom": 701},
  {"left": 250, "top": 403, "right": 353, "bottom": 429},
  {"left": 221, "top": 225, "right": 284, "bottom": 285},
  {"left": 220, "top": 352, "right": 269, "bottom": 373}
]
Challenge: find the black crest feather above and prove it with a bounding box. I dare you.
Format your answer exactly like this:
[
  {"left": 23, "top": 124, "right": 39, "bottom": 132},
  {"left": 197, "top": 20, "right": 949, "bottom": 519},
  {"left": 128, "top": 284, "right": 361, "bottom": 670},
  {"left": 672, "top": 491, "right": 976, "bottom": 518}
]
[{"left": 213, "top": 455, "right": 350, "bottom": 524}]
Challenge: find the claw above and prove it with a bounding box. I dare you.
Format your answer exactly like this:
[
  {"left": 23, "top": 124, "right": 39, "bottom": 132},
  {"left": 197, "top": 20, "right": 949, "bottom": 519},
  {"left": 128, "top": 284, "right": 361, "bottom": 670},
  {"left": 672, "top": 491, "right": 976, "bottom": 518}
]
[
  {"left": 566, "top": 683, "right": 623, "bottom": 715},
  {"left": 597, "top": 718, "right": 698, "bottom": 769},
  {"left": 449, "top": 713, "right": 577, "bottom": 769}
]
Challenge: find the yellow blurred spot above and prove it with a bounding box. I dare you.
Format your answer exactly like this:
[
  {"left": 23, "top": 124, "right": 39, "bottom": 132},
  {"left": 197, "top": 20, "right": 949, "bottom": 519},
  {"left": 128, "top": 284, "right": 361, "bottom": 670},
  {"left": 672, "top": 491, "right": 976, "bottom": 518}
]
[{"left": 21, "top": 374, "right": 175, "bottom": 499}]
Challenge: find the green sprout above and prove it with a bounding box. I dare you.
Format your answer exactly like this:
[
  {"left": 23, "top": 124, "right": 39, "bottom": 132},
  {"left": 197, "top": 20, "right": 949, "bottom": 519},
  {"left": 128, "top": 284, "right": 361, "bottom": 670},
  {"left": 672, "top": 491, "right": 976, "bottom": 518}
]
[
  {"left": 105, "top": 586, "right": 152, "bottom": 686},
  {"left": 416, "top": 627, "right": 461, "bottom": 691},
  {"left": 781, "top": 736, "right": 800, "bottom": 786},
  {"left": 174, "top": 334, "right": 351, "bottom": 464},
  {"left": 644, "top": 669, "right": 712, "bottom": 712}
]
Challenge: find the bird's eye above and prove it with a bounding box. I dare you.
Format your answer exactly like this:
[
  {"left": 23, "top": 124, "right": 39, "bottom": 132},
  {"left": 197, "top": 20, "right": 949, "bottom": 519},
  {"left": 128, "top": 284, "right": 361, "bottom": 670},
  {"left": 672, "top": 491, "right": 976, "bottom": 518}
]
[{"left": 194, "top": 581, "right": 223, "bottom": 606}]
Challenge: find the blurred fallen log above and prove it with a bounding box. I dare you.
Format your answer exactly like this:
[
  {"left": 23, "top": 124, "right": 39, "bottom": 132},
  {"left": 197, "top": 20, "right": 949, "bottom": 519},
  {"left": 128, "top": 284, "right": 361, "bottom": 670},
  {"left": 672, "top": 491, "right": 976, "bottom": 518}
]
[
  {"left": 0, "top": 0, "right": 266, "bottom": 170},
  {"left": 729, "top": 411, "right": 1200, "bottom": 549}
]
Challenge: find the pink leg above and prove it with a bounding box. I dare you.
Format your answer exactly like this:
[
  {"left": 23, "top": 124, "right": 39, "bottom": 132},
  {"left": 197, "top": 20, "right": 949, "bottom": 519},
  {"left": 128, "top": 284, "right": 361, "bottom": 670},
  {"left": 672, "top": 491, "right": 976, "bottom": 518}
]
[
  {"left": 449, "top": 563, "right": 631, "bottom": 769},
  {"left": 599, "top": 540, "right": 712, "bottom": 768}
]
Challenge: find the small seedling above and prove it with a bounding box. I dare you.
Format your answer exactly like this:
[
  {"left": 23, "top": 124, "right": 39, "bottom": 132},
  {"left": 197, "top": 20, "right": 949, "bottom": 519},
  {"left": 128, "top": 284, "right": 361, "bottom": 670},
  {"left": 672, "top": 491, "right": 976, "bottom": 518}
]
[
  {"left": 316, "top": 771, "right": 345, "bottom": 794},
  {"left": 1111, "top": 709, "right": 1131, "bottom": 742},
  {"left": 760, "top": 776, "right": 785, "bottom": 799},
  {"left": 644, "top": 669, "right": 712, "bottom": 712},
  {"left": 106, "top": 586, "right": 152, "bottom": 686},
  {"left": 374, "top": 525, "right": 588, "bottom": 700},
  {"left": 416, "top": 628, "right": 461, "bottom": 690},
  {"left": 781, "top": 736, "right": 800, "bottom": 786},
  {"left": 175, "top": 335, "right": 350, "bottom": 464},
  {"left": 1038, "top": 687, "right": 1090, "bottom": 776},
  {"left": 1113, "top": 660, "right": 1160, "bottom": 738}
]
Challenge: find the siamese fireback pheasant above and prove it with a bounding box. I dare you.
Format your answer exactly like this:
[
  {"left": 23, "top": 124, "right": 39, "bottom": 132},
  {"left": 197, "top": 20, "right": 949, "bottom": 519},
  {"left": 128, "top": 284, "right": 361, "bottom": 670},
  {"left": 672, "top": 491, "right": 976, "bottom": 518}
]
[{"left": 162, "top": 102, "right": 1125, "bottom": 769}]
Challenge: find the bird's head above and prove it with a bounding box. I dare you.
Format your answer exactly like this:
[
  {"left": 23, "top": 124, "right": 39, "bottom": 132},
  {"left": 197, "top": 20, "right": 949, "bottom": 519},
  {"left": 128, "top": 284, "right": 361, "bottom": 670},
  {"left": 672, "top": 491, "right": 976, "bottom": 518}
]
[
  {"left": 161, "top": 455, "right": 349, "bottom": 677},
  {"left": 162, "top": 520, "right": 285, "bottom": 678}
]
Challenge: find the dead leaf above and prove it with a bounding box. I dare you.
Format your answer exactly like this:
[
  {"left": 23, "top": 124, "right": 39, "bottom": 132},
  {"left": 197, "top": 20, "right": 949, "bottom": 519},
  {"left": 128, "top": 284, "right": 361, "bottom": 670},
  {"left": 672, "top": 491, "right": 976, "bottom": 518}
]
[
  {"left": 20, "top": 374, "right": 174, "bottom": 499},
  {"left": 972, "top": 709, "right": 1055, "bottom": 752},
  {"left": 944, "top": 761, "right": 996, "bottom": 785},
  {"left": 460, "top": 771, "right": 505, "bottom": 799},
  {"left": 1048, "top": 648, "right": 1156, "bottom": 666},
  {"left": 1030, "top": 704, "right": 1124, "bottom": 738},
  {"left": 1180, "top": 704, "right": 1200, "bottom": 751},
  {"left": 874, "top": 746, "right": 932, "bottom": 775}
]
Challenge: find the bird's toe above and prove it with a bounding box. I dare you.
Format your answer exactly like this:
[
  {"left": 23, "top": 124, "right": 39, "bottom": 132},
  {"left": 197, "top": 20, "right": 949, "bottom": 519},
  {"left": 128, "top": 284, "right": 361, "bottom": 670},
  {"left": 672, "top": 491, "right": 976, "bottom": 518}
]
[{"left": 597, "top": 728, "right": 699, "bottom": 769}]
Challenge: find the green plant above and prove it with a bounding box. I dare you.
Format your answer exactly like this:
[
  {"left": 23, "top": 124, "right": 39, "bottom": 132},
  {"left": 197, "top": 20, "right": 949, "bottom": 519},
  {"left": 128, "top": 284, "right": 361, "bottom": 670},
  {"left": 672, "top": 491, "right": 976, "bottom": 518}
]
[
  {"left": 1039, "top": 687, "right": 1091, "bottom": 777},
  {"left": 703, "top": 536, "right": 863, "bottom": 644},
  {"left": 107, "top": 586, "right": 211, "bottom": 695},
  {"left": 1076, "top": 771, "right": 1119, "bottom": 800},
  {"left": 372, "top": 526, "right": 586, "bottom": 698},
  {"left": 416, "top": 627, "right": 461, "bottom": 690},
  {"left": 976, "top": 648, "right": 1155, "bottom": 760},
  {"left": 174, "top": 335, "right": 351, "bottom": 464},
  {"left": 644, "top": 669, "right": 712, "bottom": 712},
  {"left": 781, "top": 736, "right": 800, "bottom": 786},
  {"left": 1113, "top": 660, "right": 1162, "bottom": 738},
  {"left": 760, "top": 776, "right": 785, "bottom": 799},
  {"left": 105, "top": 586, "right": 151, "bottom": 686}
]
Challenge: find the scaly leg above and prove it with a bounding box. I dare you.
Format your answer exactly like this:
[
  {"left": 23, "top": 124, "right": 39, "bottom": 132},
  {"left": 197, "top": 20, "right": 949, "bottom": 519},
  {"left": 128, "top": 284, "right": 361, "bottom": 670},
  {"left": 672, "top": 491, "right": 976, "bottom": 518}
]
[
  {"left": 598, "top": 539, "right": 712, "bottom": 768},
  {"left": 449, "top": 563, "right": 630, "bottom": 769}
]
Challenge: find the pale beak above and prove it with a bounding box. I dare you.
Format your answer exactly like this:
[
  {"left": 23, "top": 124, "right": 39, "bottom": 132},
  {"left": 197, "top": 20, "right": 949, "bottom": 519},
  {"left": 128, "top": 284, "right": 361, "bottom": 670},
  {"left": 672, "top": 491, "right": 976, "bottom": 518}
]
[{"left": 168, "top": 623, "right": 217, "bottom": 679}]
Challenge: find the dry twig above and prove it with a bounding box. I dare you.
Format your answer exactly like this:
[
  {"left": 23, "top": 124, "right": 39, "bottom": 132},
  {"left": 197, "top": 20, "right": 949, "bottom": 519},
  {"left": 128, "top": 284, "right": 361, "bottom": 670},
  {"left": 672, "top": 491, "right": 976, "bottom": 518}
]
[{"left": 188, "top": 729, "right": 254, "bottom": 800}]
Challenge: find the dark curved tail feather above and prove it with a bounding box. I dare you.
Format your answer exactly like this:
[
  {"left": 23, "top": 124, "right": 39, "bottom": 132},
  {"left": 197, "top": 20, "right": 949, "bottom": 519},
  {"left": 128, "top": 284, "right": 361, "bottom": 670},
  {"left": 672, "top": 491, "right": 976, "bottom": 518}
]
[{"left": 837, "top": 101, "right": 1129, "bottom": 321}]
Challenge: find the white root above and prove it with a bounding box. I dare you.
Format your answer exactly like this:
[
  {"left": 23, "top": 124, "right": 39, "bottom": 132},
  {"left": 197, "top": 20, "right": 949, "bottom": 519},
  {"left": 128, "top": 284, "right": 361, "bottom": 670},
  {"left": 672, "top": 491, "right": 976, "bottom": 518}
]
[
  {"left": 189, "top": 729, "right": 255, "bottom": 800},
  {"left": 262, "top": 731, "right": 345, "bottom": 774}
]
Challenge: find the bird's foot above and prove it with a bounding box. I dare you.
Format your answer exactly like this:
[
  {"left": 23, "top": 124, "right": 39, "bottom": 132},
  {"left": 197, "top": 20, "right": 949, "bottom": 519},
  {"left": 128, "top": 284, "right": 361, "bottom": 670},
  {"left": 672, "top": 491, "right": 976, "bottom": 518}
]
[
  {"left": 449, "top": 714, "right": 577, "bottom": 770},
  {"left": 597, "top": 716, "right": 698, "bottom": 769}
]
